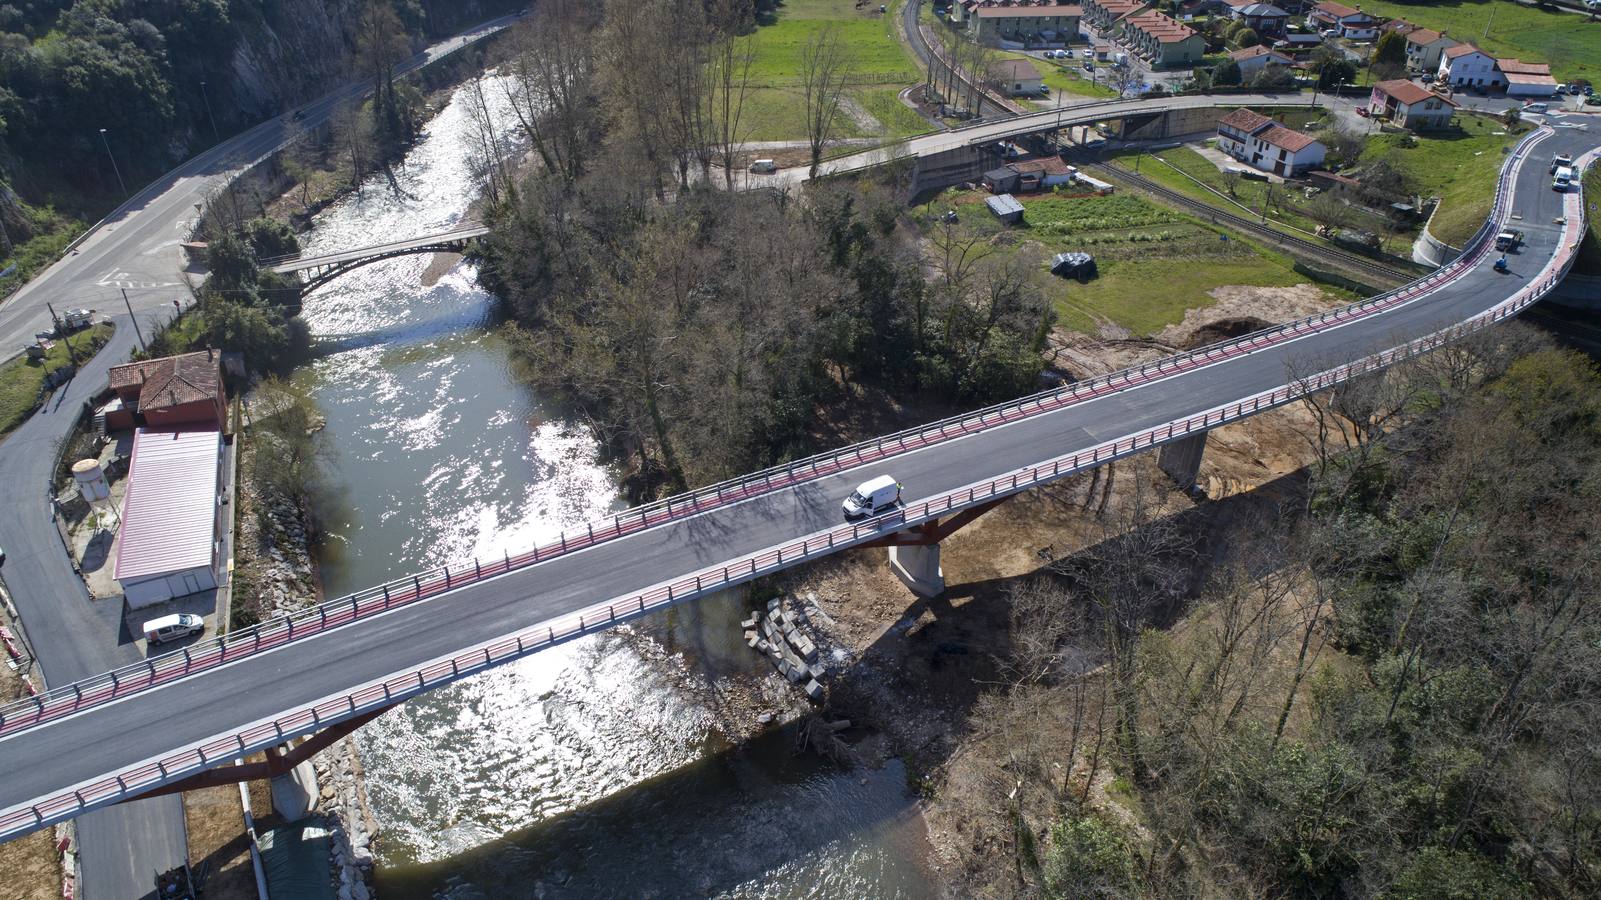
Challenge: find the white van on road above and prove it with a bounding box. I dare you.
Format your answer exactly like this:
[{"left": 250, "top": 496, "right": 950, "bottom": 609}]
[
  {"left": 749, "top": 159, "right": 777, "bottom": 174},
  {"left": 143, "top": 613, "right": 204, "bottom": 645},
  {"left": 842, "top": 474, "right": 902, "bottom": 519},
  {"left": 1553, "top": 165, "right": 1575, "bottom": 191}
]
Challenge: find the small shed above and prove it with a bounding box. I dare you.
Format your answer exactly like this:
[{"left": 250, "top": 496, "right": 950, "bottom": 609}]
[
  {"left": 983, "top": 167, "right": 1021, "bottom": 193},
  {"left": 985, "top": 193, "right": 1026, "bottom": 225},
  {"left": 1050, "top": 252, "right": 1097, "bottom": 280}
]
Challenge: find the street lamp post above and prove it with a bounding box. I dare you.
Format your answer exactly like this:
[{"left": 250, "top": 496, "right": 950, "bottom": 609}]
[
  {"left": 199, "top": 79, "right": 220, "bottom": 141},
  {"left": 98, "top": 128, "right": 128, "bottom": 199}
]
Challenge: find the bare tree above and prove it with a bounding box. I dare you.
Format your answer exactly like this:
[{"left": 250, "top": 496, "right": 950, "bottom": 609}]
[
  {"left": 800, "top": 25, "right": 854, "bottom": 178},
  {"left": 502, "top": 0, "right": 601, "bottom": 185},
  {"left": 707, "top": 0, "right": 757, "bottom": 190}
]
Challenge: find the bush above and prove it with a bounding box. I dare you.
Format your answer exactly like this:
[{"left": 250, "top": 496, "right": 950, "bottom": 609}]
[{"left": 1041, "top": 813, "right": 1141, "bottom": 899}]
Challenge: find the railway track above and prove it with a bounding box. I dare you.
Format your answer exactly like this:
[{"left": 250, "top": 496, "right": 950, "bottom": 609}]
[{"left": 1083, "top": 161, "right": 1422, "bottom": 286}]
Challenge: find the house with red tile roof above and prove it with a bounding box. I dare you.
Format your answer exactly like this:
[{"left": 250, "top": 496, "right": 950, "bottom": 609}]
[
  {"left": 106, "top": 350, "right": 226, "bottom": 432},
  {"left": 1216, "top": 107, "right": 1326, "bottom": 175},
  {"left": 1369, "top": 79, "right": 1457, "bottom": 130}
]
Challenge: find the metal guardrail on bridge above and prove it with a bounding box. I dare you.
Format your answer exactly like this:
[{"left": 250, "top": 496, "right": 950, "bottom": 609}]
[
  {"left": 0, "top": 135, "right": 1579, "bottom": 839},
  {"left": 0, "top": 129, "right": 1552, "bottom": 754},
  {"left": 0, "top": 125, "right": 1580, "bottom": 842}
]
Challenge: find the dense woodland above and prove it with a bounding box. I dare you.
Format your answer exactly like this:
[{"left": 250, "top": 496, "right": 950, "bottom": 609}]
[
  {"left": 937, "top": 324, "right": 1601, "bottom": 898},
  {"left": 474, "top": 0, "right": 1053, "bottom": 495},
  {"left": 0, "top": 0, "right": 521, "bottom": 282}
]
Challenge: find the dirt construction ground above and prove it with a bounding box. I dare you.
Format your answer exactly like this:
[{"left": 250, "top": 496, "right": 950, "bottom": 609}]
[{"left": 0, "top": 658, "right": 62, "bottom": 900}]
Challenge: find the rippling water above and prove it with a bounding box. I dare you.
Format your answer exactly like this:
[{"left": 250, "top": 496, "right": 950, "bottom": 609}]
[{"left": 292, "top": 73, "right": 934, "bottom": 897}]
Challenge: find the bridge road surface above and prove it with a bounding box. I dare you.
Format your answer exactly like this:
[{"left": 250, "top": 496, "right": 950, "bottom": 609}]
[
  {"left": 0, "top": 126, "right": 1592, "bottom": 836},
  {"left": 265, "top": 223, "right": 490, "bottom": 275},
  {"left": 0, "top": 12, "right": 525, "bottom": 897}
]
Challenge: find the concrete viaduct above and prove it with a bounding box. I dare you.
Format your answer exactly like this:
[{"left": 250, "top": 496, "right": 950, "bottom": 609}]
[{"left": 0, "top": 109, "right": 1592, "bottom": 843}]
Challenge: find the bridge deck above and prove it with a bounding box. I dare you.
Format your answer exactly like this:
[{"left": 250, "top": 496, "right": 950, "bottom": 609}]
[
  {"left": 0, "top": 122, "right": 1591, "bottom": 842},
  {"left": 266, "top": 223, "right": 488, "bottom": 274}
]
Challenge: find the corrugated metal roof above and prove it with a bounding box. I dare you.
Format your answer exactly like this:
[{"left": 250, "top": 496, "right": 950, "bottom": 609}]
[
  {"left": 114, "top": 428, "right": 221, "bottom": 581},
  {"left": 986, "top": 194, "right": 1026, "bottom": 217}
]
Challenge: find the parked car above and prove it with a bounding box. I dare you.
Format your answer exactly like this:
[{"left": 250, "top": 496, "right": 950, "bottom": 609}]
[
  {"left": 1083, "top": 61, "right": 1095, "bottom": 71},
  {"left": 143, "top": 614, "right": 204, "bottom": 645},
  {"left": 1551, "top": 153, "right": 1573, "bottom": 175},
  {"left": 1524, "top": 102, "right": 1549, "bottom": 113},
  {"left": 1555, "top": 84, "right": 1568, "bottom": 94},
  {"left": 841, "top": 474, "right": 902, "bottom": 520}
]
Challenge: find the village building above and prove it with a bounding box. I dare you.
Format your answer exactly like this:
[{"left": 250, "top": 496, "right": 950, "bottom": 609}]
[
  {"left": 1225, "top": 2, "right": 1290, "bottom": 37},
  {"left": 105, "top": 350, "right": 227, "bottom": 433},
  {"left": 113, "top": 428, "right": 227, "bottom": 607},
  {"left": 1306, "top": 1, "right": 1376, "bottom": 40},
  {"left": 1403, "top": 28, "right": 1457, "bottom": 73},
  {"left": 1229, "top": 44, "right": 1295, "bottom": 79},
  {"left": 1369, "top": 78, "right": 1457, "bottom": 130},
  {"left": 1498, "top": 58, "right": 1558, "bottom": 97},
  {"left": 989, "top": 58, "right": 1046, "bottom": 94},
  {"left": 1120, "top": 10, "right": 1205, "bottom": 67},
  {"left": 1081, "top": 0, "right": 1146, "bottom": 28},
  {"left": 1216, "top": 107, "right": 1327, "bottom": 176},
  {"left": 967, "top": 3, "right": 1083, "bottom": 43},
  {"left": 1437, "top": 43, "right": 1500, "bottom": 89}
]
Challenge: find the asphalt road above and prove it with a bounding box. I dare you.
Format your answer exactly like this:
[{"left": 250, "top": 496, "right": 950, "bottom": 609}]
[
  {"left": 0, "top": 126, "right": 1591, "bottom": 844},
  {"left": 0, "top": 12, "right": 525, "bottom": 898}
]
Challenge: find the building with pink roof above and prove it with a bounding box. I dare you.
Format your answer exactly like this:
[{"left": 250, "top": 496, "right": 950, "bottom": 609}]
[{"left": 114, "top": 428, "right": 225, "bottom": 607}]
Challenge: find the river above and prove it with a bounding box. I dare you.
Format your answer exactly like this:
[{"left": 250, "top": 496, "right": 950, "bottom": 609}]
[{"left": 289, "top": 74, "right": 936, "bottom": 897}]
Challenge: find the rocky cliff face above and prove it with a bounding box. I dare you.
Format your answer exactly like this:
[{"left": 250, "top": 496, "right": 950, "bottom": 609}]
[
  {"left": 226, "top": 0, "right": 519, "bottom": 118},
  {"left": 228, "top": 0, "right": 365, "bottom": 117}
]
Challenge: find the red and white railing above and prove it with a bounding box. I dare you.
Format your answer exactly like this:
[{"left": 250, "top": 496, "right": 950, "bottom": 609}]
[{"left": 0, "top": 128, "right": 1581, "bottom": 842}]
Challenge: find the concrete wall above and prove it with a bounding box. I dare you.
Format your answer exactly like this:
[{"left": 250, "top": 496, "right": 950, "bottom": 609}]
[
  {"left": 1548, "top": 273, "right": 1601, "bottom": 309},
  {"left": 1413, "top": 200, "right": 1462, "bottom": 266}
]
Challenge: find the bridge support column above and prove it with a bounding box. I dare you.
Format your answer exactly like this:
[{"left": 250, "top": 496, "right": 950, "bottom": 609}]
[
  {"left": 889, "top": 543, "right": 945, "bottom": 598},
  {"left": 1158, "top": 431, "right": 1208, "bottom": 491},
  {"left": 270, "top": 744, "right": 320, "bottom": 822}
]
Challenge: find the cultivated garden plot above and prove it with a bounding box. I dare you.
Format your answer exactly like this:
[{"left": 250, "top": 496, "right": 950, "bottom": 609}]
[{"left": 921, "top": 192, "right": 1342, "bottom": 336}]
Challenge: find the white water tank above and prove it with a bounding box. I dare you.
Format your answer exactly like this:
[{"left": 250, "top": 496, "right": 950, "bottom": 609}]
[{"left": 72, "top": 459, "right": 110, "bottom": 503}]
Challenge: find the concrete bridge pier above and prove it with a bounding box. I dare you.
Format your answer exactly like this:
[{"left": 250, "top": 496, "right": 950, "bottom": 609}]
[
  {"left": 1158, "top": 431, "right": 1208, "bottom": 491},
  {"left": 889, "top": 543, "right": 945, "bottom": 598},
  {"left": 269, "top": 743, "right": 321, "bottom": 822}
]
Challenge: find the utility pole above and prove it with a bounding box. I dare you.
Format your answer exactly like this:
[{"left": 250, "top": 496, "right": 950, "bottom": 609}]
[
  {"left": 98, "top": 128, "right": 128, "bottom": 199},
  {"left": 45, "top": 302, "right": 79, "bottom": 367},
  {"left": 122, "top": 288, "right": 147, "bottom": 351},
  {"left": 199, "top": 79, "right": 220, "bottom": 142}
]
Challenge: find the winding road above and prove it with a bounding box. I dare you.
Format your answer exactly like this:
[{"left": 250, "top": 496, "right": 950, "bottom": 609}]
[{"left": 0, "top": 12, "right": 525, "bottom": 898}]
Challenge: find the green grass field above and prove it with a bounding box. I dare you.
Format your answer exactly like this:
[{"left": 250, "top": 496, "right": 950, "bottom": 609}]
[
  {"left": 0, "top": 323, "right": 114, "bottom": 436},
  {"left": 1576, "top": 164, "right": 1601, "bottom": 276},
  {"left": 1359, "top": 113, "right": 1519, "bottom": 247},
  {"left": 743, "top": 0, "right": 926, "bottom": 140},
  {"left": 1107, "top": 145, "right": 1419, "bottom": 253},
  {"left": 1353, "top": 0, "right": 1600, "bottom": 83},
  {"left": 1007, "top": 53, "right": 1123, "bottom": 102},
  {"left": 932, "top": 192, "right": 1317, "bottom": 335}
]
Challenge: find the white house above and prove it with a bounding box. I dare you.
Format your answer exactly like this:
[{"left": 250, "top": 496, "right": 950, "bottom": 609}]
[
  {"left": 1437, "top": 44, "right": 1500, "bottom": 89},
  {"left": 1216, "top": 107, "right": 1327, "bottom": 176},
  {"left": 1403, "top": 28, "right": 1457, "bottom": 73},
  {"left": 1229, "top": 44, "right": 1295, "bottom": 79},
  {"left": 1307, "top": 1, "right": 1376, "bottom": 40}
]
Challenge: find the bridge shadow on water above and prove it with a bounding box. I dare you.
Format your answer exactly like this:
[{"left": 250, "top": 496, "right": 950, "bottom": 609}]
[
  {"left": 376, "top": 462, "right": 1314, "bottom": 897},
  {"left": 373, "top": 717, "right": 923, "bottom": 899}
]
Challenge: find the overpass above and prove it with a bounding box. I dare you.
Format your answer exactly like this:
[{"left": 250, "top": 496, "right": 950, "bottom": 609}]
[
  {"left": 0, "top": 121, "right": 1591, "bottom": 845},
  {"left": 264, "top": 221, "right": 488, "bottom": 294}
]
